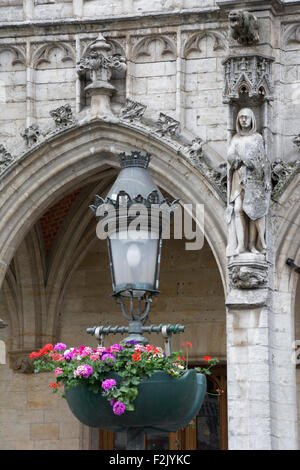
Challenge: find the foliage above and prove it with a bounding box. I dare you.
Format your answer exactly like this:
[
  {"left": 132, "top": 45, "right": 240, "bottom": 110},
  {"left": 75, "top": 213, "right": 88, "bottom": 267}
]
[{"left": 30, "top": 341, "right": 219, "bottom": 416}]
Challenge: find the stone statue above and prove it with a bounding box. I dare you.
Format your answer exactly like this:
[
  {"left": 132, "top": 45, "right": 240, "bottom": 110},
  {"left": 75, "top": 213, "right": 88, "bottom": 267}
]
[
  {"left": 226, "top": 108, "right": 271, "bottom": 257},
  {"left": 229, "top": 10, "right": 259, "bottom": 45}
]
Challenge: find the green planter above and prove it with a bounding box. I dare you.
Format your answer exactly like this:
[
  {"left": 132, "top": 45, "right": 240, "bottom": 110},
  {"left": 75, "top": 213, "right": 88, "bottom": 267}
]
[{"left": 65, "top": 369, "right": 206, "bottom": 433}]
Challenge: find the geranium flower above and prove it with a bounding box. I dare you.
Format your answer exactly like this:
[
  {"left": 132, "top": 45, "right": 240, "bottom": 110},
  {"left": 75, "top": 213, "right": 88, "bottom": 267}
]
[
  {"left": 29, "top": 351, "right": 41, "bottom": 359},
  {"left": 101, "top": 353, "right": 116, "bottom": 363},
  {"left": 101, "top": 379, "right": 117, "bottom": 391},
  {"left": 113, "top": 401, "right": 126, "bottom": 415},
  {"left": 73, "top": 364, "right": 93, "bottom": 378},
  {"left": 204, "top": 355, "right": 212, "bottom": 361},
  {"left": 132, "top": 352, "right": 141, "bottom": 362},
  {"left": 54, "top": 343, "right": 67, "bottom": 351},
  {"left": 109, "top": 344, "right": 123, "bottom": 353},
  {"left": 55, "top": 367, "right": 63, "bottom": 377}
]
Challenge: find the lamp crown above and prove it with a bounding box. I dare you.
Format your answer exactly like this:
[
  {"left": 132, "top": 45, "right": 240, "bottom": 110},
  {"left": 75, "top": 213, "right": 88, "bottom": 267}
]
[{"left": 119, "top": 151, "right": 151, "bottom": 169}]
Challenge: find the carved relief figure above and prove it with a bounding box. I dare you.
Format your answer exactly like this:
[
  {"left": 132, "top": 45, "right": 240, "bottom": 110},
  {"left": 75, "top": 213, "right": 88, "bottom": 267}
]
[
  {"left": 226, "top": 108, "right": 271, "bottom": 257},
  {"left": 229, "top": 10, "right": 259, "bottom": 45}
]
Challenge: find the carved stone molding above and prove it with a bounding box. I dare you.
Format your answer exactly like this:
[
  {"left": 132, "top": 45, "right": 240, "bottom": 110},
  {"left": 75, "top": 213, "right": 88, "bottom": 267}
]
[
  {"left": 228, "top": 10, "right": 259, "bottom": 45},
  {"left": 21, "top": 124, "right": 41, "bottom": 147},
  {"left": 271, "top": 159, "right": 300, "bottom": 200},
  {"left": 31, "top": 41, "right": 75, "bottom": 69},
  {"left": 50, "top": 103, "right": 76, "bottom": 129},
  {"left": 131, "top": 35, "right": 176, "bottom": 62},
  {"left": 223, "top": 54, "right": 274, "bottom": 103},
  {"left": 120, "top": 99, "right": 146, "bottom": 121},
  {"left": 8, "top": 350, "right": 35, "bottom": 374},
  {"left": 183, "top": 30, "right": 227, "bottom": 58},
  {"left": 0, "top": 44, "right": 26, "bottom": 68},
  {"left": 155, "top": 113, "right": 180, "bottom": 137},
  {"left": 228, "top": 253, "right": 268, "bottom": 290}
]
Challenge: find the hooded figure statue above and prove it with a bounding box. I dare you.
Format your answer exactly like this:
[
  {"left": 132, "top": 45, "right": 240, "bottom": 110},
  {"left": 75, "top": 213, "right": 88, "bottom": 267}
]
[{"left": 226, "top": 108, "right": 271, "bottom": 257}]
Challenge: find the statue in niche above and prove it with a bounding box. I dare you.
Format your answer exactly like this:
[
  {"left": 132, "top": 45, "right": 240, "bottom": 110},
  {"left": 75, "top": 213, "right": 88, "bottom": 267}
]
[{"left": 226, "top": 108, "right": 271, "bottom": 257}]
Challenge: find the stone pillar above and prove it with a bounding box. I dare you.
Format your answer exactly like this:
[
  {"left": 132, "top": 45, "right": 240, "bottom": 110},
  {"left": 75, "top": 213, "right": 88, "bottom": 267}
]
[
  {"left": 226, "top": 290, "right": 272, "bottom": 449},
  {"left": 226, "top": 287, "right": 298, "bottom": 449}
]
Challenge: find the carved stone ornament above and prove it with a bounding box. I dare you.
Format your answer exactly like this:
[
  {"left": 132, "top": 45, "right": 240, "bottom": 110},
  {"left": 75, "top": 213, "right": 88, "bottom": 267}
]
[
  {"left": 229, "top": 10, "right": 259, "bottom": 45},
  {"left": 228, "top": 254, "right": 268, "bottom": 290},
  {"left": 223, "top": 54, "right": 274, "bottom": 103},
  {"left": 77, "top": 33, "right": 126, "bottom": 88},
  {"left": 50, "top": 103, "right": 75, "bottom": 129},
  {"left": 155, "top": 113, "right": 180, "bottom": 137},
  {"left": 8, "top": 350, "right": 35, "bottom": 374},
  {"left": 120, "top": 99, "right": 147, "bottom": 121},
  {"left": 21, "top": 124, "right": 41, "bottom": 147},
  {"left": 186, "top": 137, "right": 204, "bottom": 162},
  {"left": 271, "top": 159, "right": 300, "bottom": 199},
  {"left": 229, "top": 264, "right": 268, "bottom": 289},
  {"left": 293, "top": 134, "right": 300, "bottom": 148},
  {"left": 0, "top": 144, "right": 13, "bottom": 172}
]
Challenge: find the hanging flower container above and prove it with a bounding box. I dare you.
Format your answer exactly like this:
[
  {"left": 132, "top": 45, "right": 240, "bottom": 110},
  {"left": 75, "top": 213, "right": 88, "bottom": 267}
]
[{"left": 30, "top": 341, "right": 215, "bottom": 432}]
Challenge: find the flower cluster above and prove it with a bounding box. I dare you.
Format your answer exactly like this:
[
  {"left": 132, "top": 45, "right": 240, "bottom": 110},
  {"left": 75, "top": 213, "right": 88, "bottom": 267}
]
[{"left": 30, "top": 340, "right": 218, "bottom": 416}]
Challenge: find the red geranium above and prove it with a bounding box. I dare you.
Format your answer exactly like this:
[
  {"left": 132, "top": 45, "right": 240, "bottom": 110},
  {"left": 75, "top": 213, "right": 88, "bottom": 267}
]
[
  {"left": 204, "top": 355, "right": 212, "bottom": 361},
  {"left": 132, "top": 352, "right": 141, "bottom": 362}
]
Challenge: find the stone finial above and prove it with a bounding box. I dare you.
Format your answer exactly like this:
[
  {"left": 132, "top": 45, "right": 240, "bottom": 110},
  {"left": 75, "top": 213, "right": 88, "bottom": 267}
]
[
  {"left": 50, "top": 104, "right": 75, "bottom": 129},
  {"left": 21, "top": 124, "right": 40, "bottom": 147},
  {"left": 155, "top": 113, "right": 180, "bottom": 137},
  {"left": 77, "top": 33, "right": 126, "bottom": 118},
  {"left": 120, "top": 99, "right": 146, "bottom": 121},
  {"left": 229, "top": 10, "right": 259, "bottom": 45}
]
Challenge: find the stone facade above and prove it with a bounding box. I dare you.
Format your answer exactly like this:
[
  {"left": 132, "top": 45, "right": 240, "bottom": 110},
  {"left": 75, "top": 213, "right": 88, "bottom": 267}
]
[{"left": 0, "top": 0, "right": 299, "bottom": 451}]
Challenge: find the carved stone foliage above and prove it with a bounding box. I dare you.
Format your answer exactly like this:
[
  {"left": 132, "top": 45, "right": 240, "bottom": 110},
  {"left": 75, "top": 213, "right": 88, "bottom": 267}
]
[
  {"left": 21, "top": 124, "right": 41, "bottom": 147},
  {"left": 77, "top": 34, "right": 126, "bottom": 88},
  {"left": 0, "top": 144, "right": 13, "bottom": 172},
  {"left": 271, "top": 159, "right": 300, "bottom": 199},
  {"left": 120, "top": 99, "right": 147, "bottom": 121},
  {"left": 50, "top": 103, "right": 75, "bottom": 129},
  {"left": 229, "top": 265, "right": 268, "bottom": 289},
  {"left": 228, "top": 10, "right": 259, "bottom": 45},
  {"left": 186, "top": 137, "right": 204, "bottom": 161},
  {"left": 223, "top": 54, "right": 274, "bottom": 103},
  {"left": 228, "top": 254, "right": 268, "bottom": 290},
  {"left": 155, "top": 113, "right": 180, "bottom": 137},
  {"left": 293, "top": 134, "right": 300, "bottom": 147}
]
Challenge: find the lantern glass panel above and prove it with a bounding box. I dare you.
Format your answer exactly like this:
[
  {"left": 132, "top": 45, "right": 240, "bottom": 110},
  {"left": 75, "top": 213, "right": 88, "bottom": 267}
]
[{"left": 109, "top": 229, "right": 160, "bottom": 297}]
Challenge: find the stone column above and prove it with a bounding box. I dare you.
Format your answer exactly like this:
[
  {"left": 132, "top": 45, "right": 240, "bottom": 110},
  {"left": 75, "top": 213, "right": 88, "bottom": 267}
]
[{"left": 226, "top": 289, "right": 272, "bottom": 449}]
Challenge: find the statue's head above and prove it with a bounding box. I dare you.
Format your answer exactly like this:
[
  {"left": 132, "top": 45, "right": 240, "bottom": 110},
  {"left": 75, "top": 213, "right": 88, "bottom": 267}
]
[{"left": 236, "top": 108, "right": 257, "bottom": 135}]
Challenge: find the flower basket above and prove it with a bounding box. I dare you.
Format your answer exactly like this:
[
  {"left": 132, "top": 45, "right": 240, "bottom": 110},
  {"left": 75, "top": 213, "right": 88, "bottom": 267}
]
[
  {"left": 64, "top": 369, "right": 206, "bottom": 432},
  {"left": 30, "top": 341, "right": 215, "bottom": 434}
]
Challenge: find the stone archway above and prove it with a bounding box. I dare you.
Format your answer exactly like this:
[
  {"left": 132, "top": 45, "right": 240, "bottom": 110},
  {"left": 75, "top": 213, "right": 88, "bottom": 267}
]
[{"left": 0, "top": 118, "right": 227, "bottom": 345}]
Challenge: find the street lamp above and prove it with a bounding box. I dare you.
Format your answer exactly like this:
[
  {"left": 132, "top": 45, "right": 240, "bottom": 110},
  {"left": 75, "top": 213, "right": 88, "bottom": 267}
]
[{"left": 89, "top": 150, "right": 183, "bottom": 345}]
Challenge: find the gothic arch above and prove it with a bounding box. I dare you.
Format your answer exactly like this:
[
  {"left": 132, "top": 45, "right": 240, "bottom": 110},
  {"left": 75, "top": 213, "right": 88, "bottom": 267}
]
[{"left": 0, "top": 120, "right": 227, "bottom": 322}]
